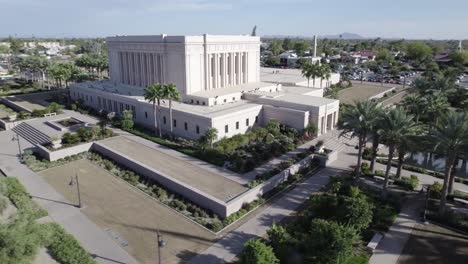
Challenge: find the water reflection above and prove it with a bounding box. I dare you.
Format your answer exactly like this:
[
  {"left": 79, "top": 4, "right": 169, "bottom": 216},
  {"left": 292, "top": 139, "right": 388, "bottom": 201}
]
[{"left": 405, "top": 152, "right": 468, "bottom": 178}]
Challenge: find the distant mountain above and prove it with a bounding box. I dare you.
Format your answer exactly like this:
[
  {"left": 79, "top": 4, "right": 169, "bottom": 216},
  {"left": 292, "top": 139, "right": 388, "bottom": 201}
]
[
  {"left": 262, "top": 32, "right": 366, "bottom": 40},
  {"left": 320, "top": 32, "right": 365, "bottom": 39}
]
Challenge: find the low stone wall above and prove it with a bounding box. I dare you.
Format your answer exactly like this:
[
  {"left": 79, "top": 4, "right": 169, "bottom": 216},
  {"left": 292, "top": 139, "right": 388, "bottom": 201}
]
[
  {"left": 225, "top": 155, "right": 314, "bottom": 215},
  {"left": 0, "top": 97, "right": 32, "bottom": 112},
  {"left": 35, "top": 142, "right": 93, "bottom": 162},
  {"left": 369, "top": 87, "right": 396, "bottom": 100},
  {"left": 314, "top": 149, "right": 338, "bottom": 167},
  {"left": 92, "top": 142, "right": 229, "bottom": 217},
  {"left": 0, "top": 119, "right": 20, "bottom": 130}
]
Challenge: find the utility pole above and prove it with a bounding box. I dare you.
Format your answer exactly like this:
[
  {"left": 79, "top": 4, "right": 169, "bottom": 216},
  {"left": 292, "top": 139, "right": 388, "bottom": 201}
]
[
  {"left": 157, "top": 230, "right": 167, "bottom": 264},
  {"left": 11, "top": 132, "right": 22, "bottom": 158},
  {"left": 69, "top": 173, "right": 82, "bottom": 208}
]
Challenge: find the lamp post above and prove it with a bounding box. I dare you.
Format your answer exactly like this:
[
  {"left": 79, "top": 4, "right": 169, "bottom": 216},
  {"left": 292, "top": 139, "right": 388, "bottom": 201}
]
[
  {"left": 157, "top": 230, "right": 167, "bottom": 264},
  {"left": 11, "top": 132, "right": 22, "bottom": 159},
  {"left": 69, "top": 173, "right": 82, "bottom": 208},
  {"left": 422, "top": 185, "right": 431, "bottom": 223}
]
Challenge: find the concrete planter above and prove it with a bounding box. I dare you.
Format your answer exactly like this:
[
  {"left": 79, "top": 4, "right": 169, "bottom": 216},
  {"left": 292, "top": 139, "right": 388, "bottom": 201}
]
[
  {"left": 8, "top": 115, "right": 17, "bottom": 121},
  {"left": 314, "top": 148, "right": 338, "bottom": 166}
]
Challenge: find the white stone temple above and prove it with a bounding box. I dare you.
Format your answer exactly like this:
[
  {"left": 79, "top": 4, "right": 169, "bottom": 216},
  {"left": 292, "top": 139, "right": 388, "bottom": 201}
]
[{"left": 70, "top": 34, "right": 340, "bottom": 140}]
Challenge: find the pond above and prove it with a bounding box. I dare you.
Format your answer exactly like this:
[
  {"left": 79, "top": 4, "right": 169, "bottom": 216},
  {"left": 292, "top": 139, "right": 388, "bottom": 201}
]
[{"left": 405, "top": 152, "right": 468, "bottom": 178}]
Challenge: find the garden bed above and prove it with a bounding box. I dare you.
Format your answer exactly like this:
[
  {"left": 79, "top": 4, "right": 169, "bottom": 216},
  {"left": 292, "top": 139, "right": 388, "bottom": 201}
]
[{"left": 0, "top": 177, "right": 96, "bottom": 264}]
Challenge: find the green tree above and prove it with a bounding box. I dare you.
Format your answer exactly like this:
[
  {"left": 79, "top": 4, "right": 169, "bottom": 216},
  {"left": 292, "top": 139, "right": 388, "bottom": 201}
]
[
  {"left": 162, "top": 83, "right": 181, "bottom": 137},
  {"left": 427, "top": 111, "right": 468, "bottom": 213},
  {"left": 264, "top": 56, "right": 280, "bottom": 66},
  {"left": 319, "top": 64, "right": 332, "bottom": 89},
  {"left": 293, "top": 41, "right": 310, "bottom": 56},
  {"left": 339, "top": 100, "right": 381, "bottom": 180},
  {"left": 402, "top": 94, "right": 426, "bottom": 123},
  {"left": 240, "top": 239, "right": 279, "bottom": 264},
  {"left": 301, "top": 63, "right": 321, "bottom": 88},
  {"left": 368, "top": 106, "right": 384, "bottom": 173},
  {"left": 376, "top": 48, "right": 395, "bottom": 64},
  {"left": 406, "top": 42, "right": 432, "bottom": 63},
  {"left": 267, "top": 224, "right": 291, "bottom": 263},
  {"left": 121, "top": 110, "right": 134, "bottom": 130},
  {"left": 144, "top": 83, "right": 164, "bottom": 137},
  {"left": 378, "top": 107, "right": 419, "bottom": 198},
  {"left": 204, "top": 128, "right": 218, "bottom": 148},
  {"left": 270, "top": 40, "right": 283, "bottom": 56},
  {"left": 305, "top": 219, "right": 358, "bottom": 264}
]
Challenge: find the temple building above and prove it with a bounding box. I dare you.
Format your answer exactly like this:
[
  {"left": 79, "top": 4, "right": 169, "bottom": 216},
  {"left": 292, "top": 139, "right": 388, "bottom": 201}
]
[{"left": 70, "top": 34, "right": 340, "bottom": 140}]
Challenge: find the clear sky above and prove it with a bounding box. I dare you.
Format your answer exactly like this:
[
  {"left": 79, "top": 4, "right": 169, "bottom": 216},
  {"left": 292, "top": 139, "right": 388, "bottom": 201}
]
[{"left": 1, "top": 0, "right": 467, "bottom": 39}]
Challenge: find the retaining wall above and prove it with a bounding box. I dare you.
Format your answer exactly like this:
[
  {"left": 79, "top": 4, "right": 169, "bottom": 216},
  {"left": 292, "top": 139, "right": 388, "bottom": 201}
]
[{"left": 35, "top": 142, "right": 93, "bottom": 161}]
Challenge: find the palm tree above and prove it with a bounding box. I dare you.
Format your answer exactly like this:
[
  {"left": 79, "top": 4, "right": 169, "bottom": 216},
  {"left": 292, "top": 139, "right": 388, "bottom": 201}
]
[
  {"left": 378, "top": 107, "right": 419, "bottom": 198},
  {"left": 402, "top": 94, "right": 425, "bottom": 123},
  {"left": 319, "top": 64, "right": 331, "bottom": 89},
  {"left": 301, "top": 63, "right": 321, "bottom": 88},
  {"left": 339, "top": 100, "right": 380, "bottom": 180},
  {"left": 144, "top": 83, "right": 164, "bottom": 137},
  {"left": 368, "top": 106, "right": 385, "bottom": 173},
  {"left": 427, "top": 111, "right": 468, "bottom": 214},
  {"left": 162, "top": 83, "right": 181, "bottom": 137},
  {"left": 424, "top": 94, "right": 449, "bottom": 127}
]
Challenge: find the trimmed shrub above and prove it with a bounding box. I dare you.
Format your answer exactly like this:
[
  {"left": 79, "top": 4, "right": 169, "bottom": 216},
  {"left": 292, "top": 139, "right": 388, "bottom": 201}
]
[
  {"left": 394, "top": 175, "right": 419, "bottom": 191},
  {"left": 240, "top": 239, "right": 279, "bottom": 264}
]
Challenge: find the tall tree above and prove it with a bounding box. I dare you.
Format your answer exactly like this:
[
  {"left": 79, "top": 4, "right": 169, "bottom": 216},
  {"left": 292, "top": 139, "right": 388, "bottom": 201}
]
[
  {"left": 368, "top": 106, "right": 385, "bottom": 173},
  {"left": 427, "top": 111, "right": 468, "bottom": 213},
  {"left": 339, "top": 100, "right": 380, "bottom": 180},
  {"left": 301, "top": 63, "right": 321, "bottom": 88},
  {"left": 144, "top": 83, "right": 164, "bottom": 137},
  {"left": 319, "top": 64, "right": 332, "bottom": 89},
  {"left": 162, "top": 83, "right": 181, "bottom": 137},
  {"left": 378, "top": 107, "right": 419, "bottom": 198}
]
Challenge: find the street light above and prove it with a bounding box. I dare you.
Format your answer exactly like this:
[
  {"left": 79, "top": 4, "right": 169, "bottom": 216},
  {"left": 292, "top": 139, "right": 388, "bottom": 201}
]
[
  {"left": 11, "top": 132, "right": 22, "bottom": 159},
  {"left": 157, "top": 230, "right": 167, "bottom": 264},
  {"left": 69, "top": 173, "right": 82, "bottom": 208},
  {"left": 422, "top": 185, "right": 431, "bottom": 224}
]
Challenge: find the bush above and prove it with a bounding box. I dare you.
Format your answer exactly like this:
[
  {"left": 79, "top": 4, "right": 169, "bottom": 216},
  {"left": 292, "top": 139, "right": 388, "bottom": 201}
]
[
  {"left": 2, "top": 177, "right": 48, "bottom": 219},
  {"left": 394, "top": 175, "right": 419, "bottom": 191},
  {"left": 170, "top": 199, "right": 187, "bottom": 211},
  {"left": 76, "top": 127, "right": 93, "bottom": 142},
  {"left": 240, "top": 239, "right": 279, "bottom": 264},
  {"left": 62, "top": 133, "right": 81, "bottom": 145},
  {"left": 207, "top": 221, "right": 224, "bottom": 232},
  {"left": 121, "top": 119, "right": 134, "bottom": 130},
  {"left": 360, "top": 162, "right": 370, "bottom": 176},
  {"left": 46, "top": 223, "right": 96, "bottom": 264},
  {"left": 429, "top": 182, "right": 443, "bottom": 199}
]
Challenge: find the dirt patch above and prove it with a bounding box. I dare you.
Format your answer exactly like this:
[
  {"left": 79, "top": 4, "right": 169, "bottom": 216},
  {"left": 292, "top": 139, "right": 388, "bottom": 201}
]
[
  {"left": 397, "top": 223, "right": 468, "bottom": 264},
  {"left": 39, "top": 159, "right": 216, "bottom": 264},
  {"left": 338, "top": 83, "right": 393, "bottom": 105}
]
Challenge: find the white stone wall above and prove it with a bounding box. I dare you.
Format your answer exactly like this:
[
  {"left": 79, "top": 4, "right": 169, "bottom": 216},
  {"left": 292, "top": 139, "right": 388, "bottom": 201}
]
[
  {"left": 262, "top": 105, "right": 309, "bottom": 131},
  {"left": 107, "top": 35, "right": 261, "bottom": 96}
]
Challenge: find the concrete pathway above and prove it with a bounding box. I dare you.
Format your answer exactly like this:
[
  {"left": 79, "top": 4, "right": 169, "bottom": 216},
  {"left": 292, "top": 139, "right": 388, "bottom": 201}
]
[
  {"left": 188, "top": 167, "right": 343, "bottom": 264},
  {"left": 0, "top": 125, "right": 138, "bottom": 264},
  {"left": 369, "top": 194, "right": 425, "bottom": 264}
]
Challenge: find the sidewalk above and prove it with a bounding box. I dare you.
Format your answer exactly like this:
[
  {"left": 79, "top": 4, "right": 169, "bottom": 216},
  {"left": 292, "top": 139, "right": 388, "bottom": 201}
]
[
  {"left": 369, "top": 194, "right": 425, "bottom": 264},
  {"left": 0, "top": 128, "right": 138, "bottom": 264},
  {"left": 188, "top": 167, "right": 342, "bottom": 264}
]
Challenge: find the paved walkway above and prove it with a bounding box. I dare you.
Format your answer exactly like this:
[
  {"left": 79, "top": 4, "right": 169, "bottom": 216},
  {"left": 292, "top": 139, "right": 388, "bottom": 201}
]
[
  {"left": 0, "top": 123, "right": 138, "bottom": 264},
  {"left": 188, "top": 167, "right": 343, "bottom": 264},
  {"left": 369, "top": 194, "right": 425, "bottom": 264}
]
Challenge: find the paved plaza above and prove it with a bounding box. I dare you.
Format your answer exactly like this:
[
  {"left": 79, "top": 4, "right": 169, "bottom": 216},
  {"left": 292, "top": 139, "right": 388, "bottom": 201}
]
[
  {"left": 338, "top": 82, "right": 393, "bottom": 105},
  {"left": 99, "top": 136, "right": 249, "bottom": 202},
  {"left": 39, "top": 158, "right": 215, "bottom": 264}
]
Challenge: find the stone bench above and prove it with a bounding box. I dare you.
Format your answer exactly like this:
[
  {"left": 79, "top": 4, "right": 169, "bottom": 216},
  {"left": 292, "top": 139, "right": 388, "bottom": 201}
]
[
  {"left": 367, "top": 232, "right": 384, "bottom": 253},
  {"left": 454, "top": 198, "right": 468, "bottom": 206},
  {"left": 374, "top": 176, "right": 394, "bottom": 185}
]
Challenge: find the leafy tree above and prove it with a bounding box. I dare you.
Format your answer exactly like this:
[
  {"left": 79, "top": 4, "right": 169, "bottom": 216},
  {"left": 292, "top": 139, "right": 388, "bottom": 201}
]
[
  {"left": 427, "top": 111, "right": 468, "bottom": 213},
  {"left": 378, "top": 107, "right": 419, "bottom": 198},
  {"left": 162, "top": 83, "right": 181, "bottom": 137},
  {"left": 406, "top": 42, "right": 432, "bottom": 63},
  {"left": 282, "top": 38, "right": 293, "bottom": 50},
  {"left": 376, "top": 48, "right": 395, "bottom": 64},
  {"left": 305, "top": 219, "right": 358, "bottom": 264},
  {"left": 339, "top": 100, "right": 381, "bottom": 180},
  {"left": 144, "top": 83, "right": 164, "bottom": 137},
  {"left": 204, "top": 128, "right": 218, "bottom": 148},
  {"left": 270, "top": 40, "right": 283, "bottom": 55},
  {"left": 76, "top": 127, "right": 93, "bottom": 142},
  {"left": 240, "top": 239, "right": 279, "bottom": 264},
  {"left": 449, "top": 51, "right": 468, "bottom": 66},
  {"left": 267, "top": 224, "right": 292, "bottom": 263},
  {"left": 304, "top": 123, "right": 318, "bottom": 137},
  {"left": 264, "top": 56, "right": 280, "bottom": 66},
  {"left": 121, "top": 110, "right": 134, "bottom": 130},
  {"left": 294, "top": 41, "right": 310, "bottom": 56}
]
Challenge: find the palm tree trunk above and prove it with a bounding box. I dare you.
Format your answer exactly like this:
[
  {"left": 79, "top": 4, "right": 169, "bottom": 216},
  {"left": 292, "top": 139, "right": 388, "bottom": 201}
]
[
  {"left": 307, "top": 78, "right": 310, "bottom": 87},
  {"left": 355, "top": 136, "right": 365, "bottom": 181},
  {"left": 370, "top": 136, "right": 379, "bottom": 173},
  {"left": 382, "top": 144, "right": 395, "bottom": 198},
  {"left": 396, "top": 149, "right": 405, "bottom": 179},
  {"left": 169, "top": 99, "right": 173, "bottom": 136},
  {"left": 156, "top": 99, "right": 162, "bottom": 138},
  {"left": 439, "top": 155, "right": 455, "bottom": 214},
  {"left": 448, "top": 162, "right": 457, "bottom": 194},
  {"left": 152, "top": 102, "right": 157, "bottom": 135}
]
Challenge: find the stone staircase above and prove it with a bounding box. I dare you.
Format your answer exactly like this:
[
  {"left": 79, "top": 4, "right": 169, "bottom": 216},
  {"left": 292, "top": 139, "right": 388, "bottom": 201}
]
[{"left": 12, "top": 122, "right": 51, "bottom": 146}]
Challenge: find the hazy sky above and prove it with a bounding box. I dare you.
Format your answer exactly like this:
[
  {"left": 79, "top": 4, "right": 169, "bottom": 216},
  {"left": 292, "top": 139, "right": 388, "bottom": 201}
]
[{"left": 1, "top": 0, "right": 467, "bottom": 39}]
